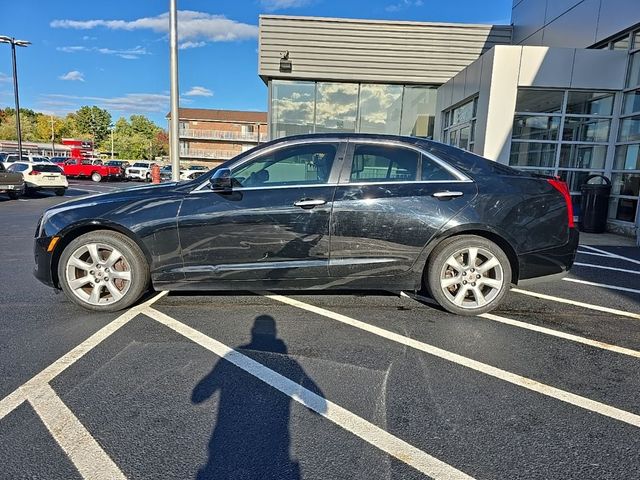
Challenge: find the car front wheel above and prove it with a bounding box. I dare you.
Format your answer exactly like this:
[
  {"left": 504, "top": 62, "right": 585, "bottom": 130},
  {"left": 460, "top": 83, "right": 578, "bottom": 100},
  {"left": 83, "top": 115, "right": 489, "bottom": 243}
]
[
  {"left": 91, "top": 172, "right": 102, "bottom": 182},
  {"left": 58, "top": 231, "right": 150, "bottom": 312},
  {"left": 426, "top": 235, "right": 511, "bottom": 316}
]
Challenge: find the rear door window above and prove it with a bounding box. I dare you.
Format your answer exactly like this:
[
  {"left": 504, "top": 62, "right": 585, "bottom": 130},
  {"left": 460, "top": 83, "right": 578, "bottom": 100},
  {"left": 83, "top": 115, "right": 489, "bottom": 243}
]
[
  {"left": 349, "top": 144, "right": 418, "bottom": 183},
  {"left": 421, "top": 154, "right": 457, "bottom": 181}
]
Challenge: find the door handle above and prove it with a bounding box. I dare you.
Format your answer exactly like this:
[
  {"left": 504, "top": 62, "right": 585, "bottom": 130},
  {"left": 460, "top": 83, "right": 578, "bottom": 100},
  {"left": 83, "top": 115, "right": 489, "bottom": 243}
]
[
  {"left": 294, "top": 199, "right": 327, "bottom": 209},
  {"left": 432, "top": 191, "right": 464, "bottom": 200}
]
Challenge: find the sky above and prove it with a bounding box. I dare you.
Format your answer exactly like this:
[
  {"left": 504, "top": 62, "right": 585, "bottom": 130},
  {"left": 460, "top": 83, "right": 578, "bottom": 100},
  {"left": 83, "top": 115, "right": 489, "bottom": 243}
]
[{"left": 0, "top": 0, "right": 512, "bottom": 127}]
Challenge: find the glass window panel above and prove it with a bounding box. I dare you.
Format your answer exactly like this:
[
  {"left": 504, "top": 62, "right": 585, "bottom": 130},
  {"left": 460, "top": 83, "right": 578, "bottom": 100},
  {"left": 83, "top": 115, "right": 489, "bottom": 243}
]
[
  {"left": 421, "top": 155, "right": 455, "bottom": 181},
  {"left": 622, "top": 90, "right": 640, "bottom": 115},
  {"left": 612, "top": 37, "right": 630, "bottom": 51},
  {"left": 512, "top": 115, "right": 560, "bottom": 140},
  {"left": 458, "top": 126, "right": 471, "bottom": 151},
  {"left": 448, "top": 129, "right": 458, "bottom": 147},
  {"left": 566, "top": 91, "right": 614, "bottom": 116},
  {"left": 557, "top": 170, "right": 603, "bottom": 193},
  {"left": 350, "top": 145, "right": 418, "bottom": 182},
  {"left": 627, "top": 52, "right": 640, "bottom": 88},
  {"left": 614, "top": 144, "right": 640, "bottom": 170},
  {"left": 232, "top": 143, "right": 336, "bottom": 187},
  {"left": 619, "top": 116, "right": 640, "bottom": 142},
  {"left": 634, "top": 31, "right": 640, "bottom": 49},
  {"left": 358, "top": 84, "right": 403, "bottom": 135},
  {"left": 400, "top": 87, "right": 436, "bottom": 138},
  {"left": 562, "top": 118, "right": 610, "bottom": 142},
  {"left": 450, "top": 100, "right": 475, "bottom": 125},
  {"left": 315, "top": 82, "right": 358, "bottom": 133},
  {"left": 559, "top": 145, "right": 607, "bottom": 169},
  {"left": 515, "top": 90, "right": 564, "bottom": 114},
  {"left": 612, "top": 173, "right": 640, "bottom": 196},
  {"left": 509, "top": 142, "right": 557, "bottom": 168},
  {"left": 609, "top": 197, "right": 638, "bottom": 223},
  {"left": 271, "top": 80, "right": 316, "bottom": 139}
]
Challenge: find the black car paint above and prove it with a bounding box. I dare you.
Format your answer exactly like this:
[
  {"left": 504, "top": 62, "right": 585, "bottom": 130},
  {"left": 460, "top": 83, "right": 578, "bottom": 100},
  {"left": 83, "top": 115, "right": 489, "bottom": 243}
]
[{"left": 34, "top": 134, "right": 578, "bottom": 293}]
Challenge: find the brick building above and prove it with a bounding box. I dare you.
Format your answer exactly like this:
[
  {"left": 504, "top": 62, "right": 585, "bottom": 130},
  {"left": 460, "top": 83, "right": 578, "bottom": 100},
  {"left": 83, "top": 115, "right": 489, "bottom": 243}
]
[{"left": 167, "top": 108, "right": 268, "bottom": 165}]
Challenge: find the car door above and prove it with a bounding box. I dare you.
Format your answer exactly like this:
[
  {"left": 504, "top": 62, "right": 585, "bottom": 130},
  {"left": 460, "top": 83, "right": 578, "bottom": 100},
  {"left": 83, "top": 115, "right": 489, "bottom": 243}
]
[
  {"left": 329, "top": 141, "right": 477, "bottom": 278},
  {"left": 177, "top": 140, "right": 345, "bottom": 284}
]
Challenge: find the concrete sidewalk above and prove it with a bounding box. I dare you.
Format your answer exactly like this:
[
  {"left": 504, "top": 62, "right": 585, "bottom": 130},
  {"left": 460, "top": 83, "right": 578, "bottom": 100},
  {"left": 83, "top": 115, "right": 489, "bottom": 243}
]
[{"left": 579, "top": 230, "right": 638, "bottom": 247}]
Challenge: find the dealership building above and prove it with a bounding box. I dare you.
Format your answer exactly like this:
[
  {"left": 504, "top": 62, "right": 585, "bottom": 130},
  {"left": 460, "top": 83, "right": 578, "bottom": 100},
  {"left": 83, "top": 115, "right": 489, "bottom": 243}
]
[{"left": 258, "top": 1, "right": 640, "bottom": 236}]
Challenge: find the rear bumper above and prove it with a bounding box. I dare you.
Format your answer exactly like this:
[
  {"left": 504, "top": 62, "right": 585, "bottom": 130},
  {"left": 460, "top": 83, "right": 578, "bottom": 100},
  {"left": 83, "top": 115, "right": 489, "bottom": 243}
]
[
  {"left": 516, "top": 228, "right": 579, "bottom": 283},
  {"left": 0, "top": 183, "right": 24, "bottom": 191},
  {"left": 33, "top": 236, "right": 57, "bottom": 288}
]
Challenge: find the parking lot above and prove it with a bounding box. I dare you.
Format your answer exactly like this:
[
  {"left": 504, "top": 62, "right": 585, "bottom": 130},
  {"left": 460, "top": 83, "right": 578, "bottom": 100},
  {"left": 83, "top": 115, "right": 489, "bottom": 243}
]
[{"left": 1, "top": 180, "right": 639, "bottom": 480}]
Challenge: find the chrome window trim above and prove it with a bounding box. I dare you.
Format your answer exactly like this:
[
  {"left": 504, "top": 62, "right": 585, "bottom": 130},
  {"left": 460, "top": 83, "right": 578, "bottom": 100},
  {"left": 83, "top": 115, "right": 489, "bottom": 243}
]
[{"left": 191, "top": 136, "right": 472, "bottom": 194}]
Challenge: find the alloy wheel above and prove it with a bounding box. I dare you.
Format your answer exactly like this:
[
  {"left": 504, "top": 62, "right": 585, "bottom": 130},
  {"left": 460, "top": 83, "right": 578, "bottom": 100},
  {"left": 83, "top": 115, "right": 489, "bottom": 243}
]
[
  {"left": 65, "top": 242, "right": 132, "bottom": 306},
  {"left": 439, "top": 246, "right": 504, "bottom": 309}
]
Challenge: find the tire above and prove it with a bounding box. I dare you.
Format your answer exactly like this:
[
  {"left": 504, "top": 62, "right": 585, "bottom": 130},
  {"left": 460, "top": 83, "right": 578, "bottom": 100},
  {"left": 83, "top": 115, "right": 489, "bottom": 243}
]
[
  {"left": 145, "top": 172, "right": 151, "bottom": 182},
  {"left": 55, "top": 188, "right": 66, "bottom": 196},
  {"left": 91, "top": 172, "right": 102, "bottom": 182},
  {"left": 426, "top": 235, "right": 511, "bottom": 316},
  {"left": 58, "top": 231, "right": 150, "bottom": 312},
  {"left": 7, "top": 190, "right": 19, "bottom": 200},
  {"left": 24, "top": 186, "right": 35, "bottom": 197}
]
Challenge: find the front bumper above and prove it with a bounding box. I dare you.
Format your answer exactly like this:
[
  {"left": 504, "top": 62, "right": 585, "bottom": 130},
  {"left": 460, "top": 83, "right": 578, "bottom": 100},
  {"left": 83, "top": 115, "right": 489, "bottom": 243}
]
[
  {"left": 33, "top": 236, "right": 56, "bottom": 288},
  {"left": 516, "top": 228, "right": 579, "bottom": 283}
]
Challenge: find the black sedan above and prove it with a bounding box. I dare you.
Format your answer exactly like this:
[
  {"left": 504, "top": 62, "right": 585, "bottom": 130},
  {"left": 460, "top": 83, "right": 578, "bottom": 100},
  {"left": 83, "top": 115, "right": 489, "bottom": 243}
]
[{"left": 34, "top": 134, "right": 578, "bottom": 315}]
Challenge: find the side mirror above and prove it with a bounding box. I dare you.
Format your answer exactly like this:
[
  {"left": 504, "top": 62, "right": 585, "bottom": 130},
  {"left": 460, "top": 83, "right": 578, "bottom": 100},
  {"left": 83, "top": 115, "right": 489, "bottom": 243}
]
[{"left": 209, "top": 168, "right": 233, "bottom": 193}]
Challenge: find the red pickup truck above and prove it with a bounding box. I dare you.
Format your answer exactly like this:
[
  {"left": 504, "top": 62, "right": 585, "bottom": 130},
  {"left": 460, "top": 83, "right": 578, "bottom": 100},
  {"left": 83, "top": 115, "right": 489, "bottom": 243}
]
[{"left": 62, "top": 158, "right": 122, "bottom": 182}]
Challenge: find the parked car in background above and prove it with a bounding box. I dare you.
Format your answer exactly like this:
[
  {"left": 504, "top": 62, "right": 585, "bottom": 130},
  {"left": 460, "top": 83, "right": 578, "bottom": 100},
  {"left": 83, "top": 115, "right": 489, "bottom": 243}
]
[
  {"left": 104, "top": 160, "right": 130, "bottom": 177},
  {"left": 159, "top": 165, "right": 174, "bottom": 182},
  {"left": 8, "top": 162, "right": 68, "bottom": 196},
  {"left": 2, "top": 153, "right": 51, "bottom": 169},
  {"left": 125, "top": 161, "right": 155, "bottom": 181},
  {"left": 61, "top": 157, "right": 122, "bottom": 182},
  {"left": 34, "top": 133, "right": 578, "bottom": 314},
  {"left": 50, "top": 157, "right": 70, "bottom": 165},
  {"left": 180, "top": 165, "right": 209, "bottom": 181},
  {"left": 0, "top": 162, "right": 24, "bottom": 199}
]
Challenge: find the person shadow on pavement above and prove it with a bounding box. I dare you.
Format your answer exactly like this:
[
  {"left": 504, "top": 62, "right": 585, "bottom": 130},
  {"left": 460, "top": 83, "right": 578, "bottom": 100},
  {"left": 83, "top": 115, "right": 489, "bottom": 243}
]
[{"left": 191, "top": 315, "right": 326, "bottom": 480}]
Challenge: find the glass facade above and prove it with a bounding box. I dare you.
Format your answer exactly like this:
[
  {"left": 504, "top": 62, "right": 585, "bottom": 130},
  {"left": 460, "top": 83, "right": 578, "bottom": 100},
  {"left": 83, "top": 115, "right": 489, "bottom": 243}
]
[
  {"left": 270, "top": 80, "right": 436, "bottom": 140},
  {"left": 508, "top": 88, "right": 615, "bottom": 219},
  {"left": 441, "top": 97, "right": 477, "bottom": 152}
]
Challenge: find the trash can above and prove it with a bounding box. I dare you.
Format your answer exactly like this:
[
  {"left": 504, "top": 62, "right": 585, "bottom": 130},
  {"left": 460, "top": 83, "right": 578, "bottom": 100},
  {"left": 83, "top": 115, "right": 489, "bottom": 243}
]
[{"left": 579, "top": 174, "right": 611, "bottom": 233}]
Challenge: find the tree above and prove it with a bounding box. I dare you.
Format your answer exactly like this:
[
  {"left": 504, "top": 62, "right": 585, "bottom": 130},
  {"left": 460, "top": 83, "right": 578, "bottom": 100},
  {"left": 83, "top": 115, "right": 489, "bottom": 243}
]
[{"left": 75, "top": 106, "right": 112, "bottom": 145}]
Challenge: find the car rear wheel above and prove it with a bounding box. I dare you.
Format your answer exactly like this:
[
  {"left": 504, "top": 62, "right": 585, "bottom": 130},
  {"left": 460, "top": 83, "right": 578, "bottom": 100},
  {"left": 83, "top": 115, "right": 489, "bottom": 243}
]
[
  {"left": 58, "top": 231, "right": 150, "bottom": 312},
  {"left": 7, "top": 190, "right": 19, "bottom": 200},
  {"left": 426, "top": 235, "right": 511, "bottom": 316},
  {"left": 55, "top": 188, "right": 66, "bottom": 196},
  {"left": 91, "top": 172, "right": 102, "bottom": 182}
]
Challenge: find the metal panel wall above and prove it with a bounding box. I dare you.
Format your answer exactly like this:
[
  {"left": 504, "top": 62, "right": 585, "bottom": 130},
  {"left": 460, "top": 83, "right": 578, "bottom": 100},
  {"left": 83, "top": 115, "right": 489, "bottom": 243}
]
[{"left": 259, "top": 15, "right": 512, "bottom": 85}]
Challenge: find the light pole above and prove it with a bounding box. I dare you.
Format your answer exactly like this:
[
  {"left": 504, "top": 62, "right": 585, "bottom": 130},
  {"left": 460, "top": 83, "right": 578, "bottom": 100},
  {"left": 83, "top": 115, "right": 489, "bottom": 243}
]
[
  {"left": 169, "top": 0, "right": 180, "bottom": 181},
  {"left": 0, "top": 35, "right": 30, "bottom": 160},
  {"left": 50, "top": 115, "right": 55, "bottom": 156},
  {"left": 109, "top": 123, "right": 114, "bottom": 159}
]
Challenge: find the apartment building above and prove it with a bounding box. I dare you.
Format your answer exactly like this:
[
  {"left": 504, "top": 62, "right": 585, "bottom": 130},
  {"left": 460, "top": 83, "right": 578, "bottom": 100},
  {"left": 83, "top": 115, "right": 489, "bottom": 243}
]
[{"left": 168, "top": 108, "right": 268, "bottom": 165}]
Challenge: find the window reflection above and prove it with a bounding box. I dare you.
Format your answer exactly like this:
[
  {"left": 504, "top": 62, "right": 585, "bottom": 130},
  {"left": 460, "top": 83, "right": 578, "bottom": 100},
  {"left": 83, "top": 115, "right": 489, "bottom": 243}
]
[
  {"left": 358, "top": 84, "right": 402, "bottom": 134},
  {"left": 315, "top": 83, "right": 358, "bottom": 133},
  {"left": 271, "top": 80, "right": 315, "bottom": 139},
  {"left": 400, "top": 87, "right": 436, "bottom": 138}
]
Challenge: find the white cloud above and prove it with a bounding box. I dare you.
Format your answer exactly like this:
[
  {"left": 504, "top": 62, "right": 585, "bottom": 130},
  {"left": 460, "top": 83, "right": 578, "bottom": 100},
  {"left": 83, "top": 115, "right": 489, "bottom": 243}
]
[
  {"left": 42, "top": 93, "right": 171, "bottom": 113},
  {"left": 82, "top": 35, "right": 97, "bottom": 41},
  {"left": 57, "top": 45, "right": 150, "bottom": 59},
  {"left": 0, "top": 72, "right": 11, "bottom": 83},
  {"left": 179, "top": 41, "right": 206, "bottom": 50},
  {"left": 385, "top": 0, "right": 424, "bottom": 12},
  {"left": 51, "top": 10, "right": 258, "bottom": 42},
  {"left": 260, "top": 0, "right": 313, "bottom": 11},
  {"left": 184, "top": 86, "right": 213, "bottom": 97},
  {"left": 59, "top": 70, "right": 85, "bottom": 82}
]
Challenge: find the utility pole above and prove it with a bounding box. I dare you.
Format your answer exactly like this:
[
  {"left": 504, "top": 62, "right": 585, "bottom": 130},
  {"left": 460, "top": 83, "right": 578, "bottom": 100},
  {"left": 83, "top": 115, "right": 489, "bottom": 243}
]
[
  {"left": 110, "top": 123, "right": 114, "bottom": 159},
  {"left": 0, "top": 36, "right": 30, "bottom": 160},
  {"left": 169, "top": 0, "right": 180, "bottom": 181}
]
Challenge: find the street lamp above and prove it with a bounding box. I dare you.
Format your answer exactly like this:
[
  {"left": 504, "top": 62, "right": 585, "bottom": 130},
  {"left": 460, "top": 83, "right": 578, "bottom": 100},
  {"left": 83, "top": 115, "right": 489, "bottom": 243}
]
[
  {"left": 0, "top": 35, "right": 30, "bottom": 161},
  {"left": 169, "top": 0, "right": 180, "bottom": 181}
]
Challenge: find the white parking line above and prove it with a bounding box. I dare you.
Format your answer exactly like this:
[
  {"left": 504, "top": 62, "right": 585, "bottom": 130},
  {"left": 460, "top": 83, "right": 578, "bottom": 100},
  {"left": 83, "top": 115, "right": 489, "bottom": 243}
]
[
  {"left": 562, "top": 277, "right": 640, "bottom": 295},
  {"left": 511, "top": 289, "right": 640, "bottom": 320},
  {"left": 0, "top": 291, "right": 167, "bottom": 421},
  {"left": 479, "top": 313, "right": 640, "bottom": 358},
  {"left": 573, "top": 262, "right": 640, "bottom": 275},
  {"left": 28, "top": 384, "right": 126, "bottom": 480},
  {"left": 581, "top": 245, "right": 640, "bottom": 266},
  {"left": 143, "top": 306, "right": 474, "bottom": 480},
  {"left": 266, "top": 294, "right": 640, "bottom": 428},
  {"left": 576, "top": 250, "right": 612, "bottom": 258}
]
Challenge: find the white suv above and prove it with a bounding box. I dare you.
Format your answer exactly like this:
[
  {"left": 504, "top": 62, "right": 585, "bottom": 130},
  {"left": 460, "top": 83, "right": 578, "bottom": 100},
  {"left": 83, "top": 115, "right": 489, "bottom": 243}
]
[
  {"left": 8, "top": 161, "right": 68, "bottom": 196},
  {"left": 125, "top": 161, "right": 155, "bottom": 181},
  {"left": 2, "top": 154, "right": 52, "bottom": 169}
]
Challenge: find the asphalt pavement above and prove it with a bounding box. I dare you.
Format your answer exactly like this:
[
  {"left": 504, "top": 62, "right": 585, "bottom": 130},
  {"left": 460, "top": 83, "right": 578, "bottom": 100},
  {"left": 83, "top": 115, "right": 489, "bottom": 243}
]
[{"left": 1, "top": 179, "right": 639, "bottom": 480}]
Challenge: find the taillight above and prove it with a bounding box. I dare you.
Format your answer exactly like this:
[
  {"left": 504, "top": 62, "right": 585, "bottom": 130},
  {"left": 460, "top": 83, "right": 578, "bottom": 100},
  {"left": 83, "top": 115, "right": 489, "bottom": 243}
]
[
  {"left": 29, "top": 170, "right": 40, "bottom": 175},
  {"left": 547, "top": 178, "right": 574, "bottom": 228}
]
